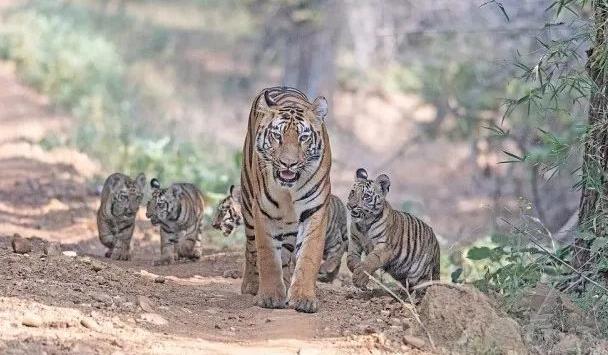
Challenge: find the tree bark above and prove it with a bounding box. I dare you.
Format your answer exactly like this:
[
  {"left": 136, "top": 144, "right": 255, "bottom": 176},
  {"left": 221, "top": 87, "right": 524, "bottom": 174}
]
[
  {"left": 574, "top": 1, "right": 608, "bottom": 272},
  {"left": 281, "top": 1, "right": 341, "bottom": 100}
]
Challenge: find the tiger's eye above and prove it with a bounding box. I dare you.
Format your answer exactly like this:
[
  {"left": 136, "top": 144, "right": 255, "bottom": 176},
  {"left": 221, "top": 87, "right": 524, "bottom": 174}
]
[{"left": 300, "top": 133, "right": 310, "bottom": 142}]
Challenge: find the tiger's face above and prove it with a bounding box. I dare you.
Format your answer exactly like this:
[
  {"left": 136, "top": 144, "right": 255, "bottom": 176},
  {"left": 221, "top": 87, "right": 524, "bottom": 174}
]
[
  {"left": 212, "top": 185, "right": 242, "bottom": 236},
  {"left": 146, "top": 179, "right": 181, "bottom": 225},
  {"left": 255, "top": 90, "right": 328, "bottom": 188},
  {"left": 347, "top": 168, "right": 391, "bottom": 223},
  {"left": 110, "top": 173, "right": 146, "bottom": 218}
]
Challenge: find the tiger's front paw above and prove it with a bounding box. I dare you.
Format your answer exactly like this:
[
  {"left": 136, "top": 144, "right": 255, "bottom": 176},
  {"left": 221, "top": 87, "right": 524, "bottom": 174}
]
[
  {"left": 288, "top": 295, "right": 318, "bottom": 313},
  {"left": 352, "top": 266, "right": 370, "bottom": 290},
  {"left": 288, "top": 281, "right": 318, "bottom": 313},
  {"left": 256, "top": 286, "right": 287, "bottom": 309}
]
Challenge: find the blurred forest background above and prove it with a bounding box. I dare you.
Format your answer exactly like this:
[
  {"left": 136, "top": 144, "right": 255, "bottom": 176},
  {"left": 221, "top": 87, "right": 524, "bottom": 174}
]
[{"left": 0, "top": 1, "right": 589, "bottom": 278}]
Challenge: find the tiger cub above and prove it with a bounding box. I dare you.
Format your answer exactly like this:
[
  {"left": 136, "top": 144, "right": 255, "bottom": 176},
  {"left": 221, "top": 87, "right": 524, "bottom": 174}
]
[
  {"left": 97, "top": 172, "right": 146, "bottom": 260},
  {"left": 212, "top": 185, "right": 348, "bottom": 283},
  {"left": 146, "top": 178, "right": 205, "bottom": 264},
  {"left": 346, "top": 168, "right": 440, "bottom": 290},
  {"left": 211, "top": 185, "right": 243, "bottom": 237}
]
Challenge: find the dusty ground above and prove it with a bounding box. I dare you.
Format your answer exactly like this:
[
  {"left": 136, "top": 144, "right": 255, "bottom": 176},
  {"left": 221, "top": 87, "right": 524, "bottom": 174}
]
[
  {"left": 0, "top": 61, "right": 434, "bottom": 354},
  {"left": 0, "top": 60, "right": 603, "bottom": 354}
]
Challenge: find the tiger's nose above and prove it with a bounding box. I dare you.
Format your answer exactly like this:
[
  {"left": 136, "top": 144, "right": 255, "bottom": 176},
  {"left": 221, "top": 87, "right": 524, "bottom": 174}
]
[{"left": 279, "top": 160, "right": 298, "bottom": 170}]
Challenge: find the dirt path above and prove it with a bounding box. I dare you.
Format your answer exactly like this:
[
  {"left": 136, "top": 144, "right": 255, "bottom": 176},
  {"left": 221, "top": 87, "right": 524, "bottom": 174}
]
[{"left": 0, "top": 63, "right": 429, "bottom": 354}]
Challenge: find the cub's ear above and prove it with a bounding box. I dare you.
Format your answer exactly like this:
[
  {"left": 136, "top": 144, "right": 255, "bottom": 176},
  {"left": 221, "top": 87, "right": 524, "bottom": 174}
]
[
  {"left": 356, "top": 168, "right": 368, "bottom": 180},
  {"left": 107, "top": 174, "right": 124, "bottom": 192},
  {"left": 313, "top": 96, "right": 328, "bottom": 121},
  {"left": 376, "top": 174, "right": 391, "bottom": 195},
  {"left": 150, "top": 178, "right": 161, "bottom": 189},
  {"left": 231, "top": 185, "right": 242, "bottom": 204},
  {"left": 135, "top": 173, "right": 146, "bottom": 191}
]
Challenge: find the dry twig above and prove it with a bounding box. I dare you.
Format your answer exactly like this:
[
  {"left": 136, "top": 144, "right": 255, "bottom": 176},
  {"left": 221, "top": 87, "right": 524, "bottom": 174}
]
[{"left": 363, "top": 271, "right": 436, "bottom": 350}]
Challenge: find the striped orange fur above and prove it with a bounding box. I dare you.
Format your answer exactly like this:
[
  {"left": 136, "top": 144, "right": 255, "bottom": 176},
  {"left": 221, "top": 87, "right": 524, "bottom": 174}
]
[
  {"left": 240, "top": 86, "right": 332, "bottom": 313},
  {"left": 346, "top": 168, "right": 440, "bottom": 290}
]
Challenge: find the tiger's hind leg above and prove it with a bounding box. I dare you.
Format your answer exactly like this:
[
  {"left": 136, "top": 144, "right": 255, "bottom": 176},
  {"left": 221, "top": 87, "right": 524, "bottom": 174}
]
[
  {"left": 241, "top": 233, "right": 259, "bottom": 295},
  {"left": 177, "top": 231, "right": 202, "bottom": 261}
]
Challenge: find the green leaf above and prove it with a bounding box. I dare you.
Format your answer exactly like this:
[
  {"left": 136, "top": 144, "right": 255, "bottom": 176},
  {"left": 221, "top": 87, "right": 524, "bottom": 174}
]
[
  {"left": 467, "top": 246, "right": 493, "bottom": 260},
  {"left": 591, "top": 238, "right": 608, "bottom": 254},
  {"left": 451, "top": 268, "right": 464, "bottom": 283}
]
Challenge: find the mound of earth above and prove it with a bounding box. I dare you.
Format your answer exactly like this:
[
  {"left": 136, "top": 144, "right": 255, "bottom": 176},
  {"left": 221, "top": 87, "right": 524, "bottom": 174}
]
[{"left": 416, "top": 285, "right": 526, "bottom": 354}]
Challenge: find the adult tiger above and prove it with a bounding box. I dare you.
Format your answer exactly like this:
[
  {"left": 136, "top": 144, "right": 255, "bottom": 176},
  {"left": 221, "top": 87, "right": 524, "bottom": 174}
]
[
  {"left": 146, "top": 178, "right": 205, "bottom": 264},
  {"left": 97, "top": 172, "right": 146, "bottom": 260},
  {"left": 240, "top": 86, "right": 332, "bottom": 313},
  {"left": 212, "top": 185, "right": 348, "bottom": 283},
  {"left": 346, "top": 168, "right": 440, "bottom": 291}
]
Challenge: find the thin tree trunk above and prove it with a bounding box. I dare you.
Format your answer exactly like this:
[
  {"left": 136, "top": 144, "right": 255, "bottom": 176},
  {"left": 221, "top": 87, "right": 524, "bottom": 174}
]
[
  {"left": 282, "top": 1, "right": 341, "bottom": 100},
  {"left": 574, "top": 1, "right": 608, "bottom": 272}
]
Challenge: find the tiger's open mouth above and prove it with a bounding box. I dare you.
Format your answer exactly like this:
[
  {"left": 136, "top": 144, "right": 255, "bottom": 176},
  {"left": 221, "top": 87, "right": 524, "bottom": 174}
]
[{"left": 276, "top": 169, "right": 300, "bottom": 184}]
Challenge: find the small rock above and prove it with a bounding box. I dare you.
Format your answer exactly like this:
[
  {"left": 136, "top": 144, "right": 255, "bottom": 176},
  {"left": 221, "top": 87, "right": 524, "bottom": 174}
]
[
  {"left": 154, "top": 276, "right": 166, "bottom": 284},
  {"left": 62, "top": 251, "right": 77, "bottom": 257},
  {"left": 214, "top": 324, "right": 221, "bottom": 329},
  {"left": 140, "top": 313, "right": 167, "bottom": 326},
  {"left": 11, "top": 235, "right": 32, "bottom": 254},
  {"left": 402, "top": 335, "right": 426, "bottom": 349},
  {"left": 229, "top": 326, "right": 236, "bottom": 332},
  {"left": 22, "top": 314, "right": 43, "bottom": 327},
  {"left": 362, "top": 325, "right": 377, "bottom": 334},
  {"left": 388, "top": 317, "right": 402, "bottom": 326},
  {"left": 265, "top": 318, "right": 272, "bottom": 323},
  {"left": 90, "top": 261, "right": 104, "bottom": 272},
  {"left": 380, "top": 310, "right": 390, "bottom": 317},
  {"left": 43, "top": 242, "right": 62, "bottom": 256},
  {"left": 137, "top": 295, "right": 155, "bottom": 313},
  {"left": 91, "top": 292, "right": 113, "bottom": 305},
  {"left": 81, "top": 317, "right": 100, "bottom": 331},
  {"left": 222, "top": 269, "right": 241, "bottom": 279}
]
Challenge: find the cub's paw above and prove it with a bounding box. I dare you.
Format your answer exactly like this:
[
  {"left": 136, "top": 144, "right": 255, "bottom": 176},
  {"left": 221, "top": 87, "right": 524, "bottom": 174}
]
[
  {"left": 288, "top": 296, "right": 318, "bottom": 313},
  {"left": 110, "top": 248, "right": 131, "bottom": 261},
  {"left": 154, "top": 255, "right": 175, "bottom": 266},
  {"left": 352, "top": 267, "right": 370, "bottom": 290}
]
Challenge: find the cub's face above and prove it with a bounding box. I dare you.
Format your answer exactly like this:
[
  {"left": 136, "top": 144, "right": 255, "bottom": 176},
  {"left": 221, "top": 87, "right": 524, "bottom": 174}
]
[
  {"left": 110, "top": 173, "right": 145, "bottom": 218},
  {"left": 347, "top": 168, "right": 391, "bottom": 223},
  {"left": 146, "top": 180, "right": 181, "bottom": 225},
  {"left": 255, "top": 90, "right": 328, "bottom": 188},
  {"left": 211, "top": 185, "right": 242, "bottom": 236}
]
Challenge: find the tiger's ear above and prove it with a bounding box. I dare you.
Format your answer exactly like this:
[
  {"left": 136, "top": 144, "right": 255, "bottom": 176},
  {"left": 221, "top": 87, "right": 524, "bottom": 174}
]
[
  {"left": 376, "top": 174, "right": 391, "bottom": 196},
  {"left": 313, "top": 96, "right": 328, "bottom": 122},
  {"left": 150, "top": 178, "right": 161, "bottom": 190},
  {"left": 356, "top": 168, "right": 368, "bottom": 180},
  {"left": 135, "top": 173, "right": 146, "bottom": 191},
  {"left": 263, "top": 89, "right": 278, "bottom": 108}
]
